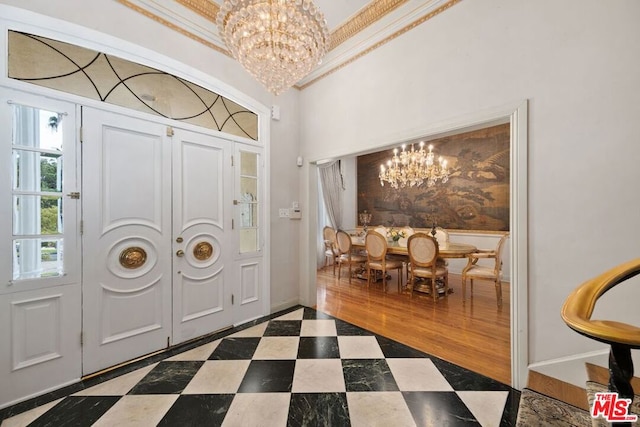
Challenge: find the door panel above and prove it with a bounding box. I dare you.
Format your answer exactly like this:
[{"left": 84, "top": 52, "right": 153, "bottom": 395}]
[
  {"left": 0, "top": 89, "right": 81, "bottom": 408},
  {"left": 82, "top": 108, "right": 171, "bottom": 375},
  {"left": 172, "top": 129, "right": 232, "bottom": 344}
]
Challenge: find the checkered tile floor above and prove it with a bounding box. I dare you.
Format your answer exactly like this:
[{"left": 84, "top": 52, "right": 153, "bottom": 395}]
[{"left": 0, "top": 307, "right": 520, "bottom": 426}]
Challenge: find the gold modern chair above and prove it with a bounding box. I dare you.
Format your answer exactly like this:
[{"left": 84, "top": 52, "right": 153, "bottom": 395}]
[
  {"left": 335, "top": 230, "right": 368, "bottom": 283},
  {"left": 407, "top": 233, "right": 449, "bottom": 302},
  {"left": 461, "top": 233, "right": 510, "bottom": 307},
  {"left": 322, "top": 226, "right": 338, "bottom": 275},
  {"left": 365, "top": 230, "right": 403, "bottom": 292}
]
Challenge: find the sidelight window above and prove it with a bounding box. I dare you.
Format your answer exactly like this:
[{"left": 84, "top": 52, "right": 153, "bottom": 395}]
[
  {"left": 11, "top": 105, "right": 65, "bottom": 280},
  {"left": 238, "top": 150, "right": 260, "bottom": 253}
]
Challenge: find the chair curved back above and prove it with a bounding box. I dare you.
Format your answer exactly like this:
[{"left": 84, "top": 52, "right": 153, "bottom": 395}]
[
  {"left": 335, "top": 230, "right": 352, "bottom": 255},
  {"left": 432, "top": 227, "right": 449, "bottom": 248},
  {"left": 374, "top": 226, "right": 388, "bottom": 238},
  {"left": 493, "top": 233, "right": 510, "bottom": 275},
  {"left": 323, "top": 226, "right": 336, "bottom": 245},
  {"left": 365, "top": 231, "right": 387, "bottom": 262},
  {"left": 407, "top": 233, "right": 439, "bottom": 267}
]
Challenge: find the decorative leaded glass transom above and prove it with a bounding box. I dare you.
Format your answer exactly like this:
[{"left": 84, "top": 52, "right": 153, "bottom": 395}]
[{"left": 8, "top": 31, "right": 258, "bottom": 141}]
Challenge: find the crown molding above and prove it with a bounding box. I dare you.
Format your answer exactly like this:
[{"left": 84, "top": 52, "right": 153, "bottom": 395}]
[{"left": 297, "top": 0, "right": 461, "bottom": 88}]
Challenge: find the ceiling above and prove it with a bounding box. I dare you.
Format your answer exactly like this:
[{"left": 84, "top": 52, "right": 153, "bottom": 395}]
[{"left": 120, "top": 0, "right": 460, "bottom": 90}]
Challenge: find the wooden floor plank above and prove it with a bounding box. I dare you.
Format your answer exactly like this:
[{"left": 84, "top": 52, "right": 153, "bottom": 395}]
[{"left": 315, "top": 266, "right": 511, "bottom": 385}]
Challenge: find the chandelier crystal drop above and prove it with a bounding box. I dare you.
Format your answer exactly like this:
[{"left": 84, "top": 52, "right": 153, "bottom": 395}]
[
  {"left": 216, "top": 0, "right": 330, "bottom": 96},
  {"left": 379, "top": 142, "right": 449, "bottom": 189}
]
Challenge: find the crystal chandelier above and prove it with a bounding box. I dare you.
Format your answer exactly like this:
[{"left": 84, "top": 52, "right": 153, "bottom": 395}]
[
  {"left": 216, "top": 0, "right": 330, "bottom": 96},
  {"left": 379, "top": 142, "right": 449, "bottom": 189}
]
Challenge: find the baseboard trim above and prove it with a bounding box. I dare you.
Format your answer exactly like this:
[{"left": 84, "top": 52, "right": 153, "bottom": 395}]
[
  {"left": 527, "top": 370, "right": 589, "bottom": 411},
  {"left": 270, "top": 299, "right": 300, "bottom": 314},
  {"left": 585, "top": 362, "right": 640, "bottom": 390}
]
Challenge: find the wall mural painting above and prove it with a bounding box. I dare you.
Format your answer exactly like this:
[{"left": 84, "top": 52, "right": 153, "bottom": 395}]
[{"left": 357, "top": 123, "right": 510, "bottom": 232}]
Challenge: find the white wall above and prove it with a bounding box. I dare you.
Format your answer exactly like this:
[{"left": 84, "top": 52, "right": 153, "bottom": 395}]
[{"left": 299, "top": 0, "right": 640, "bottom": 387}]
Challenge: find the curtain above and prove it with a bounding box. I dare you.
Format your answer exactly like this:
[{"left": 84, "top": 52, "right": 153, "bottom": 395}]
[
  {"left": 316, "top": 179, "right": 329, "bottom": 268},
  {"left": 317, "top": 160, "right": 344, "bottom": 230}
]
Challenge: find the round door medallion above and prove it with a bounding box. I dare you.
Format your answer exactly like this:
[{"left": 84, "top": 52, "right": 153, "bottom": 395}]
[
  {"left": 119, "top": 247, "right": 147, "bottom": 269},
  {"left": 193, "top": 242, "right": 214, "bottom": 261}
]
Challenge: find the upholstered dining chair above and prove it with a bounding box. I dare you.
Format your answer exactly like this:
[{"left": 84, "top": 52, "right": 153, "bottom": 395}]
[
  {"left": 365, "top": 230, "right": 403, "bottom": 293},
  {"left": 322, "top": 226, "right": 338, "bottom": 275},
  {"left": 431, "top": 226, "right": 449, "bottom": 249},
  {"left": 335, "top": 230, "right": 368, "bottom": 283},
  {"left": 407, "top": 233, "right": 449, "bottom": 302},
  {"left": 461, "top": 233, "right": 510, "bottom": 307},
  {"left": 425, "top": 226, "right": 449, "bottom": 268},
  {"left": 374, "top": 226, "right": 388, "bottom": 238}
]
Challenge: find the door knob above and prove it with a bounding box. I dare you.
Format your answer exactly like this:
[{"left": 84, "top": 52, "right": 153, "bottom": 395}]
[{"left": 176, "top": 249, "right": 185, "bottom": 257}]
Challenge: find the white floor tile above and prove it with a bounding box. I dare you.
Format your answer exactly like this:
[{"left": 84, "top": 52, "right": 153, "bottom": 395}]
[
  {"left": 386, "top": 358, "right": 454, "bottom": 391},
  {"left": 292, "top": 359, "right": 346, "bottom": 393},
  {"left": 165, "top": 341, "right": 219, "bottom": 361},
  {"left": 457, "top": 390, "right": 509, "bottom": 427},
  {"left": 300, "top": 319, "right": 337, "bottom": 336},
  {"left": 253, "top": 337, "right": 300, "bottom": 360},
  {"left": 347, "top": 392, "right": 416, "bottom": 427},
  {"left": 74, "top": 364, "right": 158, "bottom": 396},
  {"left": 338, "top": 336, "right": 385, "bottom": 359},
  {"left": 182, "top": 360, "right": 250, "bottom": 394},
  {"left": 221, "top": 393, "right": 290, "bottom": 427},
  {"left": 228, "top": 322, "right": 268, "bottom": 338},
  {"left": 92, "top": 395, "right": 178, "bottom": 427}
]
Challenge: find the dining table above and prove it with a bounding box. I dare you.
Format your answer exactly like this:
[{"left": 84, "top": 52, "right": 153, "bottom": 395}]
[
  {"left": 348, "top": 233, "right": 477, "bottom": 294},
  {"left": 350, "top": 235, "right": 477, "bottom": 259}
]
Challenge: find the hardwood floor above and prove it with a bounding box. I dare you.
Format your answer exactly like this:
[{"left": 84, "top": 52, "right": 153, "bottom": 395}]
[{"left": 315, "top": 266, "right": 511, "bottom": 385}]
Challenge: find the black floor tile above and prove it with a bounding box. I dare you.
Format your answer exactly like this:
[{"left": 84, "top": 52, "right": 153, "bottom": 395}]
[
  {"left": 157, "top": 394, "right": 234, "bottom": 426},
  {"left": 237, "top": 360, "right": 296, "bottom": 393},
  {"left": 287, "top": 393, "right": 350, "bottom": 427},
  {"left": 209, "top": 337, "right": 260, "bottom": 360},
  {"left": 128, "top": 361, "right": 204, "bottom": 395},
  {"left": 297, "top": 336, "right": 340, "bottom": 359},
  {"left": 376, "top": 335, "right": 429, "bottom": 359},
  {"left": 28, "top": 396, "right": 120, "bottom": 427},
  {"left": 335, "top": 319, "right": 371, "bottom": 336},
  {"left": 264, "top": 320, "right": 302, "bottom": 336},
  {"left": 302, "top": 307, "right": 333, "bottom": 319},
  {"left": 342, "top": 359, "right": 399, "bottom": 392},
  {"left": 430, "top": 357, "right": 511, "bottom": 391},
  {"left": 403, "top": 391, "right": 480, "bottom": 426}
]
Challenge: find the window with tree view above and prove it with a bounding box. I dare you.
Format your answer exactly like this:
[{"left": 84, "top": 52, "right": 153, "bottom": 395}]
[{"left": 12, "top": 104, "right": 65, "bottom": 280}]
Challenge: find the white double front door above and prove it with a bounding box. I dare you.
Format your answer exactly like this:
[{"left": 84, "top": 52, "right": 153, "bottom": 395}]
[{"left": 82, "top": 108, "right": 253, "bottom": 375}]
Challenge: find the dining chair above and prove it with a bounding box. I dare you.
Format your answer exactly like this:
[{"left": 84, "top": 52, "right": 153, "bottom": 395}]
[
  {"left": 461, "top": 233, "right": 510, "bottom": 307},
  {"left": 374, "top": 226, "right": 388, "bottom": 238},
  {"left": 407, "top": 233, "right": 449, "bottom": 302},
  {"left": 365, "top": 230, "right": 403, "bottom": 293},
  {"left": 335, "top": 230, "right": 367, "bottom": 283},
  {"left": 322, "top": 226, "right": 339, "bottom": 275},
  {"left": 431, "top": 226, "right": 449, "bottom": 249}
]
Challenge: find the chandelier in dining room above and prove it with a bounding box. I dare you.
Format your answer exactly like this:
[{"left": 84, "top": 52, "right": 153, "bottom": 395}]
[
  {"left": 379, "top": 142, "right": 449, "bottom": 189},
  {"left": 216, "top": 0, "right": 330, "bottom": 96}
]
